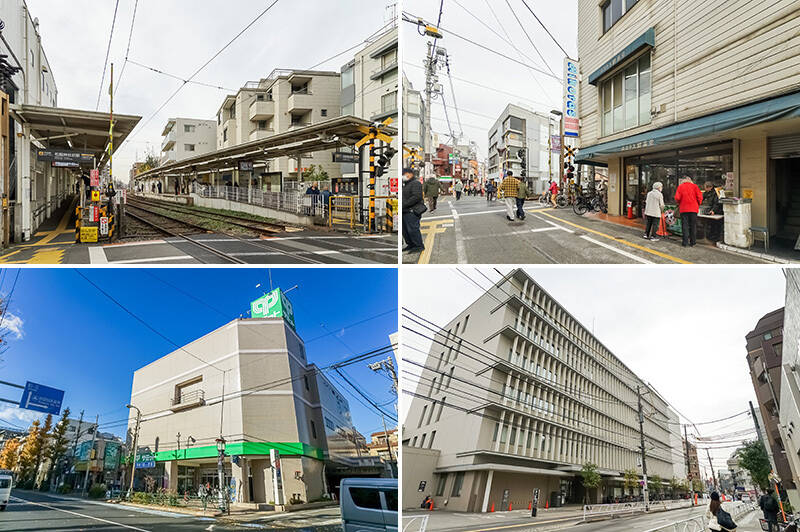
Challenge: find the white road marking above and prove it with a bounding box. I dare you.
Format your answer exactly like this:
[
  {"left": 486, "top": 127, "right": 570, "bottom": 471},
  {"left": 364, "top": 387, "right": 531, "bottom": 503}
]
[
  {"left": 88, "top": 246, "right": 108, "bottom": 264},
  {"left": 424, "top": 204, "right": 546, "bottom": 220},
  {"left": 580, "top": 235, "right": 654, "bottom": 264},
  {"left": 10, "top": 496, "right": 151, "bottom": 531},
  {"left": 450, "top": 202, "right": 468, "bottom": 264},
  {"left": 110, "top": 255, "right": 195, "bottom": 264},
  {"left": 103, "top": 239, "right": 167, "bottom": 248},
  {"left": 531, "top": 214, "right": 575, "bottom": 234},
  {"left": 530, "top": 227, "right": 563, "bottom": 233}
]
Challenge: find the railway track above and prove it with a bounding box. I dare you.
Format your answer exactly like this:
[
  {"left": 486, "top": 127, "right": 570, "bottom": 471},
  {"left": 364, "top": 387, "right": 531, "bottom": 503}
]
[
  {"left": 129, "top": 196, "right": 287, "bottom": 234},
  {"left": 124, "top": 201, "right": 325, "bottom": 264}
]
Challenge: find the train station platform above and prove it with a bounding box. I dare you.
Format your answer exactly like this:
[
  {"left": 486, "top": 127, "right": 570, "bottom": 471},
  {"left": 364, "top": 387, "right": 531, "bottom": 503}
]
[{"left": 0, "top": 196, "right": 86, "bottom": 264}]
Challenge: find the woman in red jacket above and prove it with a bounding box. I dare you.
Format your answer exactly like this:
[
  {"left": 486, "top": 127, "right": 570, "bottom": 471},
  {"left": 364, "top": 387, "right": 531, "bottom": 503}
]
[{"left": 674, "top": 176, "right": 704, "bottom": 247}]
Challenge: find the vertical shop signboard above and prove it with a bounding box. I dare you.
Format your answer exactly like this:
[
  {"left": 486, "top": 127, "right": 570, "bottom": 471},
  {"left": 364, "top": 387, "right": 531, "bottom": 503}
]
[{"left": 270, "top": 449, "right": 285, "bottom": 505}]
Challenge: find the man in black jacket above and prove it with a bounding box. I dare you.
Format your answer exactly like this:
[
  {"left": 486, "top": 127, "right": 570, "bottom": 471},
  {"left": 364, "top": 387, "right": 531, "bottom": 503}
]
[
  {"left": 760, "top": 490, "right": 780, "bottom": 532},
  {"left": 402, "top": 168, "right": 425, "bottom": 253}
]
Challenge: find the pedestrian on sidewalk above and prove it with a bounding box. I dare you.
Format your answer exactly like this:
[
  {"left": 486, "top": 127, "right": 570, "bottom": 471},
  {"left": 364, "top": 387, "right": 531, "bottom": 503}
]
[
  {"left": 423, "top": 176, "right": 440, "bottom": 213},
  {"left": 500, "top": 171, "right": 520, "bottom": 221},
  {"left": 759, "top": 490, "right": 779, "bottom": 532},
  {"left": 455, "top": 179, "right": 464, "bottom": 201},
  {"left": 549, "top": 180, "right": 560, "bottom": 208},
  {"left": 643, "top": 182, "right": 665, "bottom": 241},
  {"left": 675, "top": 175, "right": 703, "bottom": 247},
  {"left": 707, "top": 492, "right": 737, "bottom": 531},
  {"left": 516, "top": 178, "right": 528, "bottom": 220},
  {"left": 402, "top": 168, "right": 425, "bottom": 253}
]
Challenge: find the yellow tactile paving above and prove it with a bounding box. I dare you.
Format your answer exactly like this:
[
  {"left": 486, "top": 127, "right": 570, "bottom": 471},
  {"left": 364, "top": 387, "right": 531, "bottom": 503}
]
[{"left": 418, "top": 218, "right": 453, "bottom": 265}]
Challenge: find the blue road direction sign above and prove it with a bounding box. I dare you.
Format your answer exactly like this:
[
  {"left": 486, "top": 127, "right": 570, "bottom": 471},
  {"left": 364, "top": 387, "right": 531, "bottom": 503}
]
[{"left": 20, "top": 381, "right": 64, "bottom": 414}]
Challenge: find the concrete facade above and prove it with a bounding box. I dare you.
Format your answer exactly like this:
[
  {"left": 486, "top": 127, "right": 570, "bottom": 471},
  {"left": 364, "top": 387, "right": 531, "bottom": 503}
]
[
  {"left": 487, "top": 104, "right": 555, "bottom": 194},
  {"left": 780, "top": 270, "right": 800, "bottom": 508},
  {"left": 746, "top": 307, "right": 799, "bottom": 507},
  {"left": 402, "top": 73, "right": 426, "bottom": 160},
  {"left": 215, "top": 70, "right": 342, "bottom": 191},
  {"left": 403, "top": 269, "right": 685, "bottom": 513},
  {"left": 576, "top": 0, "right": 800, "bottom": 247},
  {"left": 160, "top": 118, "right": 216, "bottom": 167},
  {"left": 127, "top": 317, "right": 361, "bottom": 505}
]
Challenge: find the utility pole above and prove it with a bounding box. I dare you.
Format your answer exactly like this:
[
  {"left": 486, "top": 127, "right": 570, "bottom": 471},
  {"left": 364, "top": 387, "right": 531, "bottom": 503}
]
[
  {"left": 422, "top": 23, "right": 443, "bottom": 175},
  {"left": 381, "top": 414, "right": 395, "bottom": 478},
  {"left": 749, "top": 400, "right": 764, "bottom": 445},
  {"left": 706, "top": 447, "right": 718, "bottom": 491},
  {"left": 636, "top": 386, "right": 650, "bottom": 511},
  {"left": 368, "top": 357, "right": 398, "bottom": 399},
  {"left": 81, "top": 415, "right": 99, "bottom": 496},
  {"left": 126, "top": 405, "right": 141, "bottom": 498},
  {"left": 70, "top": 410, "right": 84, "bottom": 486},
  {"left": 684, "top": 424, "right": 695, "bottom": 505}
]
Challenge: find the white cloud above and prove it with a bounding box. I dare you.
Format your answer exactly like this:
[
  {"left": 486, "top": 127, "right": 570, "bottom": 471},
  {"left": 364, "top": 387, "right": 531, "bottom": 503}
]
[
  {"left": 2, "top": 312, "right": 24, "bottom": 340},
  {"left": 0, "top": 404, "right": 40, "bottom": 430}
]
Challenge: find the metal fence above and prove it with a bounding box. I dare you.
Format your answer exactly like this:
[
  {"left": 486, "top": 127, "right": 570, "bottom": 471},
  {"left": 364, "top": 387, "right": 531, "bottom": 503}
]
[{"left": 638, "top": 501, "right": 756, "bottom": 532}]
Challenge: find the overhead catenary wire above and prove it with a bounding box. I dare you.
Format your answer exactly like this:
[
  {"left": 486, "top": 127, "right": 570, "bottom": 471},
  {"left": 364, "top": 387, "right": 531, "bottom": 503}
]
[
  {"left": 519, "top": 0, "right": 570, "bottom": 57},
  {"left": 96, "top": 0, "right": 121, "bottom": 110},
  {"left": 126, "top": 59, "right": 237, "bottom": 92},
  {"left": 503, "top": 0, "right": 557, "bottom": 79},
  {"left": 113, "top": 0, "right": 139, "bottom": 99}
]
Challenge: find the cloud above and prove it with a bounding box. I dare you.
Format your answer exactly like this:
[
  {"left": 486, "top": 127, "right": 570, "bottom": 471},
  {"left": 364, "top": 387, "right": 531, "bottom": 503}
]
[
  {"left": 0, "top": 404, "right": 40, "bottom": 430},
  {"left": 2, "top": 312, "right": 24, "bottom": 340}
]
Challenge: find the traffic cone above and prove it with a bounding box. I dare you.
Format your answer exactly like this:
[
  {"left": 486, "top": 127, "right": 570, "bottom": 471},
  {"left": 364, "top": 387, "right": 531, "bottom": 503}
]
[
  {"left": 657, "top": 213, "right": 668, "bottom": 237},
  {"left": 509, "top": 502, "right": 513, "bottom": 511},
  {"left": 545, "top": 499, "right": 549, "bottom": 509},
  {"left": 490, "top": 502, "right": 495, "bottom": 513},
  {"left": 528, "top": 501, "right": 532, "bottom": 510},
  {"left": 694, "top": 493, "right": 698, "bottom": 505}
]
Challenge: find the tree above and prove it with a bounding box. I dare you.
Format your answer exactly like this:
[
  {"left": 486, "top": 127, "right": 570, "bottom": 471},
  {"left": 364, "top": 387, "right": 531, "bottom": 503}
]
[
  {"left": 136, "top": 148, "right": 161, "bottom": 174},
  {"left": 649, "top": 474, "right": 663, "bottom": 499},
  {"left": 736, "top": 440, "right": 771, "bottom": 490},
  {"left": 46, "top": 407, "right": 71, "bottom": 487},
  {"left": 669, "top": 476, "right": 681, "bottom": 498},
  {"left": 691, "top": 478, "right": 704, "bottom": 493},
  {"left": 623, "top": 468, "right": 639, "bottom": 496},
  {"left": 33, "top": 414, "right": 53, "bottom": 487},
  {"left": 18, "top": 419, "right": 43, "bottom": 483},
  {"left": 580, "top": 462, "right": 602, "bottom": 504},
  {"left": 0, "top": 438, "right": 21, "bottom": 470},
  {"left": 301, "top": 164, "right": 330, "bottom": 183}
]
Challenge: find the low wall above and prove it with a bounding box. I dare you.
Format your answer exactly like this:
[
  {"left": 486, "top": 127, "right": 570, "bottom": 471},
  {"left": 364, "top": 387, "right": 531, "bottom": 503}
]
[
  {"left": 190, "top": 194, "right": 320, "bottom": 227},
  {"left": 134, "top": 193, "right": 192, "bottom": 206}
]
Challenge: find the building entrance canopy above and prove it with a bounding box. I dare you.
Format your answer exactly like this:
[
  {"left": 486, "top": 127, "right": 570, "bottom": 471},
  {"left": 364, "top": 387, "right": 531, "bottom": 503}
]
[
  {"left": 577, "top": 89, "right": 800, "bottom": 164},
  {"left": 134, "top": 115, "right": 397, "bottom": 181},
  {"left": 10, "top": 104, "right": 141, "bottom": 168}
]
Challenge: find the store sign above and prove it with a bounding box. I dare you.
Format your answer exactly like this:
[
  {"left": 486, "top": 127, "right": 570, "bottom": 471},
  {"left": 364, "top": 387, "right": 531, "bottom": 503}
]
[
  {"left": 563, "top": 58, "right": 580, "bottom": 138},
  {"left": 270, "top": 449, "right": 285, "bottom": 505},
  {"left": 36, "top": 149, "right": 94, "bottom": 164},
  {"left": 251, "top": 288, "right": 296, "bottom": 329},
  {"left": 389, "top": 178, "right": 398, "bottom": 193},
  {"left": 135, "top": 454, "right": 156, "bottom": 469},
  {"left": 103, "top": 442, "right": 121, "bottom": 470},
  {"left": 91, "top": 190, "right": 100, "bottom": 202},
  {"left": 551, "top": 135, "right": 562, "bottom": 153}
]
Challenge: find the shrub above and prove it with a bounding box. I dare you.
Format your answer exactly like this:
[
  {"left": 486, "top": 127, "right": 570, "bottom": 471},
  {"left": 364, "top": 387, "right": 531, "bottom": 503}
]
[
  {"left": 88, "top": 483, "right": 107, "bottom": 499},
  {"left": 58, "top": 484, "right": 72, "bottom": 494}
]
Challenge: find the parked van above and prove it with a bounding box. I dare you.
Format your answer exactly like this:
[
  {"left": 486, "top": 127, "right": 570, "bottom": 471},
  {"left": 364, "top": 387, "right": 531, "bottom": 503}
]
[
  {"left": 340, "top": 478, "right": 397, "bottom": 532},
  {"left": 0, "top": 469, "right": 13, "bottom": 511}
]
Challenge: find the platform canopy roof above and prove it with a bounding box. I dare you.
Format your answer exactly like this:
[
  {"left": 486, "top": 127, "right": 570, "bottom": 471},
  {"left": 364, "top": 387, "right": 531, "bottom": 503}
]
[
  {"left": 9, "top": 104, "right": 141, "bottom": 167},
  {"left": 133, "top": 115, "right": 397, "bottom": 180}
]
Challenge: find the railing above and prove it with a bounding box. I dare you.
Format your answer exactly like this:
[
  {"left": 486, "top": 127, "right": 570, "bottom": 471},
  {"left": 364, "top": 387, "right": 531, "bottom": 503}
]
[
  {"left": 583, "top": 499, "right": 693, "bottom": 521},
  {"left": 170, "top": 389, "right": 205, "bottom": 411},
  {"left": 197, "top": 185, "right": 324, "bottom": 217},
  {"left": 402, "top": 515, "right": 429, "bottom": 532}
]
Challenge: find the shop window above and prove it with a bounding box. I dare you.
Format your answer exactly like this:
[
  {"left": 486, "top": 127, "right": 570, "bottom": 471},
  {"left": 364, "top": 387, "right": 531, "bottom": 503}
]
[
  {"left": 451, "top": 472, "right": 465, "bottom": 497},
  {"left": 601, "top": 54, "right": 651, "bottom": 136}
]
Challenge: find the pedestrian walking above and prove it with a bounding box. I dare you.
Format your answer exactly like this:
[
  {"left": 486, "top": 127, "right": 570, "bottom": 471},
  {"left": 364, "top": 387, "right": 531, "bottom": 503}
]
[
  {"left": 423, "top": 176, "right": 440, "bottom": 213},
  {"left": 402, "top": 168, "right": 425, "bottom": 253},
  {"left": 500, "top": 171, "right": 520, "bottom": 221},
  {"left": 321, "top": 185, "right": 332, "bottom": 216},
  {"left": 486, "top": 180, "right": 496, "bottom": 202},
  {"left": 674, "top": 176, "right": 703, "bottom": 247},
  {"left": 455, "top": 179, "right": 463, "bottom": 200},
  {"left": 759, "top": 490, "right": 780, "bottom": 532},
  {"left": 548, "top": 180, "right": 559, "bottom": 208},
  {"left": 516, "top": 178, "right": 528, "bottom": 220},
  {"left": 707, "top": 491, "right": 737, "bottom": 531},
  {"left": 643, "top": 182, "right": 665, "bottom": 241}
]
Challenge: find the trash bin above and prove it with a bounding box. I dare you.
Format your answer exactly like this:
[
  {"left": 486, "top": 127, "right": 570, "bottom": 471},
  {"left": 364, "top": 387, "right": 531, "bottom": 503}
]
[{"left": 550, "top": 491, "right": 563, "bottom": 508}]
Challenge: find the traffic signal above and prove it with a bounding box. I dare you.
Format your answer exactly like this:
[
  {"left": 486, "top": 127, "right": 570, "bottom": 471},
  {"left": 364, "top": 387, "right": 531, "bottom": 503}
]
[
  {"left": 376, "top": 146, "right": 397, "bottom": 177},
  {"left": 566, "top": 164, "right": 575, "bottom": 182}
]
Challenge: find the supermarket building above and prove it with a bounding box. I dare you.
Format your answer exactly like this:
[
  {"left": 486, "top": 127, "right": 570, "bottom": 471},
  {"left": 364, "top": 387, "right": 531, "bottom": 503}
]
[
  {"left": 403, "top": 269, "right": 686, "bottom": 512},
  {"left": 127, "top": 289, "right": 375, "bottom": 505},
  {"left": 575, "top": 0, "right": 800, "bottom": 247}
]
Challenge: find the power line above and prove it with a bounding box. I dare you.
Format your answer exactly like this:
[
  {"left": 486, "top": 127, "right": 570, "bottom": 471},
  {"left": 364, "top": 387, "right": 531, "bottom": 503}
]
[
  {"left": 113, "top": 0, "right": 139, "bottom": 99},
  {"left": 503, "top": 0, "right": 557, "bottom": 78},
  {"left": 126, "top": 59, "right": 237, "bottom": 92},
  {"left": 307, "top": 21, "right": 395, "bottom": 70},
  {"left": 96, "top": 0, "right": 121, "bottom": 110},
  {"left": 519, "top": 0, "right": 570, "bottom": 57}
]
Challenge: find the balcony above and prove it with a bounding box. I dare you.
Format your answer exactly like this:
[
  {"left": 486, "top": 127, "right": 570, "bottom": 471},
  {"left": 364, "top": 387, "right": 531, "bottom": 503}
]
[
  {"left": 249, "top": 99, "right": 275, "bottom": 121},
  {"left": 370, "top": 61, "right": 398, "bottom": 81},
  {"left": 161, "top": 129, "right": 176, "bottom": 152},
  {"left": 287, "top": 92, "right": 314, "bottom": 113},
  {"left": 249, "top": 127, "right": 274, "bottom": 141},
  {"left": 170, "top": 389, "right": 205, "bottom": 412}
]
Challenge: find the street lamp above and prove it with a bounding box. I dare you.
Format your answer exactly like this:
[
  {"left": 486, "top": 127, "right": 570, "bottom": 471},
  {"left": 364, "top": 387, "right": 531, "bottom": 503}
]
[
  {"left": 126, "top": 404, "right": 141, "bottom": 499},
  {"left": 186, "top": 436, "right": 196, "bottom": 448},
  {"left": 215, "top": 437, "right": 227, "bottom": 513}
]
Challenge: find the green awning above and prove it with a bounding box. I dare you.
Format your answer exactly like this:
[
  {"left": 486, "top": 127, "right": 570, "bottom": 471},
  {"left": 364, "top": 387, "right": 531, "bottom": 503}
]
[
  {"left": 148, "top": 441, "right": 325, "bottom": 463},
  {"left": 577, "top": 89, "right": 800, "bottom": 162}
]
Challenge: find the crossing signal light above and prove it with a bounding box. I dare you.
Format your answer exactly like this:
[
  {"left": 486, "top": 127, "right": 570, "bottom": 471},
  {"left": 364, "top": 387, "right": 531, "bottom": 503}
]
[{"left": 376, "top": 146, "right": 398, "bottom": 178}]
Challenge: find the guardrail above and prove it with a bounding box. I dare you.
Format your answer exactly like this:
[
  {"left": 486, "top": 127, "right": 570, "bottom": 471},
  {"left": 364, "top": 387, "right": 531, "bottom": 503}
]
[
  {"left": 583, "top": 499, "right": 692, "bottom": 521},
  {"left": 402, "top": 515, "right": 429, "bottom": 532},
  {"left": 638, "top": 501, "right": 757, "bottom": 532}
]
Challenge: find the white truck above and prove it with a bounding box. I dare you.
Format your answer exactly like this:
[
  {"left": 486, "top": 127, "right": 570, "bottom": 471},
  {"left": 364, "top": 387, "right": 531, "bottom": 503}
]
[{"left": 0, "top": 469, "right": 12, "bottom": 511}]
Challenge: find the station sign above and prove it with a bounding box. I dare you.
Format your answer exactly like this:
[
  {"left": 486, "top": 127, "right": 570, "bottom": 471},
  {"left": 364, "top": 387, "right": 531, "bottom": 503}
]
[
  {"left": 563, "top": 57, "right": 580, "bottom": 138},
  {"left": 36, "top": 149, "right": 94, "bottom": 164},
  {"left": 251, "top": 288, "right": 295, "bottom": 330},
  {"left": 332, "top": 152, "right": 359, "bottom": 164},
  {"left": 52, "top": 161, "right": 80, "bottom": 168},
  {"left": 238, "top": 161, "right": 254, "bottom": 172},
  {"left": 19, "top": 381, "right": 64, "bottom": 415}
]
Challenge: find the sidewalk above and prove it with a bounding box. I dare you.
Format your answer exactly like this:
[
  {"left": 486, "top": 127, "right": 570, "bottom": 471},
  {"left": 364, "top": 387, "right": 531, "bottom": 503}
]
[{"left": 403, "top": 504, "right": 586, "bottom": 531}]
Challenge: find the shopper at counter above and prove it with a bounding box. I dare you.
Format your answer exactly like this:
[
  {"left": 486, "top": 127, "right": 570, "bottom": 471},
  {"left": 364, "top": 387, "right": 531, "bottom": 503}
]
[
  {"left": 675, "top": 176, "right": 703, "bottom": 247},
  {"left": 643, "top": 182, "right": 665, "bottom": 241}
]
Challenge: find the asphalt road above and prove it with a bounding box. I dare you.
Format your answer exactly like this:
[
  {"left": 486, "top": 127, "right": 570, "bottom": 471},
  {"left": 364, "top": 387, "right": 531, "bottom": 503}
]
[
  {"left": 403, "top": 196, "right": 767, "bottom": 265},
  {"left": 2, "top": 490, "right": 343, "bottom": 531}
]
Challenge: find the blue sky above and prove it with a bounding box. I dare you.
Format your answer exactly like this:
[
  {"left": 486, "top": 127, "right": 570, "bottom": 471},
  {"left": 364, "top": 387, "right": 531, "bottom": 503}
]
[{"left": 0, "top": 267, "right": 397, "bottom": 442}]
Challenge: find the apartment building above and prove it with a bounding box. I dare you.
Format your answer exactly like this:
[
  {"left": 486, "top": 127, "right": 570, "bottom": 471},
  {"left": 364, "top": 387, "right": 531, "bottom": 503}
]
[
  {"left": 367, "top": 429, "right": 398, "bottom": 462},
  {"left": 402, "top": 73, "right": 427, "bottom": 164},
  {"left": 576, "top": 0, "right": 800, "bottom": 248},
  {"left": 780, "top": 270, "right": 800, "bottom": 506},
  {"left": 403, "top": 269, "right": 685, "bottom": 512},
  {"left": 746, "top": 307, "right": 799, "bottom": 507},
  {"left": 214, "top": 69, "right": 341, "bottom": 191},
  {"left": 487, "top": 104, "right": 555, "bottom": 194},
  {"left": 127, "top": 291, "right": 365, "bottom": 505},
  {"left": 160, "top": 118, "right": 216, "bottom": 167},
  {"left": 340, "top": 26, "right": 398, "bottom": 196}
]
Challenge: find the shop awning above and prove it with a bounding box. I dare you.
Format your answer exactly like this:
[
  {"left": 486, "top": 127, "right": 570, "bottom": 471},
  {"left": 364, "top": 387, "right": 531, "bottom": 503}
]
[
  {"left": 576, "top": 89, "right": 800, "bottom": 164},
  {"left": 9, "top": 104, "right": 141, "bottom": 167}
]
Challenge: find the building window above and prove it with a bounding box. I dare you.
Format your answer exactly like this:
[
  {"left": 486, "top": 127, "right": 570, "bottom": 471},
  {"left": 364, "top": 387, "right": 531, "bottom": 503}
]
[
  {"left": 341, "top": 67, "right": 354, "bottom": 88},
  {"left": 310, "top": 420, "right": 317, "bottom": 439},
  {"left": 325, "top": 417, "right": 335, "bottom": 431},
  {"left": 418, "top": 405, "right": 428, "bottom": 428},
  {"left": 412, "top": 436, "right": 418, "bottom": 446},
  {"left": 342, "top": 103, "right": 354, "bottom": 116},
  {"left": 257, "top": 94, "right": 265, "bottom": 101},
  {"left": 435, "top": 474, "right": 447, "bottom": 496},
  {"left": 230, "top": 102, "right": 236, "bottom": 119},
  {"left": 382, "top": 48, "right": 397, "bottom": 69},
  {"left": 420, "top": 433, "right": 427, "bottom": 447},
  {"left": 218, "top": 113, "right": 221, "bottom": 125},
  {"left": 184, "top": 124, "right": 196, "bottom": 133},
  {"left": 602, "top": 0, "right": 638, "bottom": 33},
  {"left": 223, "top": 129, "right": 228, "bottom": 142},
  {"left": 451, "top": 472, "right": 465, "bottom": 497},
  {"left": 321, "top": 109, "right": 328, "bottom": 117},
  {"left": 258, "top": 120, "right": 267, "bottom": 130},
  {"left": 304, "top": 375, "right": 310, "bottom": 390},
  {"left": 601, "top": 53, "right": 651, "bottom": 136},
  {"left": 429, "top": 430, "right": 436, "bottom": 448},
  {"left": 184, "top": 144, "right": 195, "bottom": 152},
  {"left": 381, "top": 91, "right": 397, "bottom": 114},
  {"left": 505, "top": 116, "right": 524, "bottom": 132},
  {"left": 436, "top": 398, "right": 445, "bottom": 422}
]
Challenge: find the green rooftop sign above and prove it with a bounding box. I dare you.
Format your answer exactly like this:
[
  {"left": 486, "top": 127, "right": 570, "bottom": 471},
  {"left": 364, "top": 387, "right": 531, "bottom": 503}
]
[{"left": 251, "top": 288, "right": 295, "bottom": 329}]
